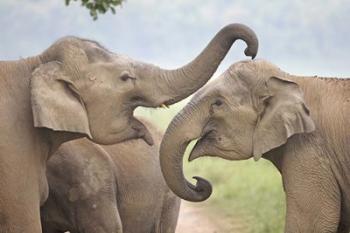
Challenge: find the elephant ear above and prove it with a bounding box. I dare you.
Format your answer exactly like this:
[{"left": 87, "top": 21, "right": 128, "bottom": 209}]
[
  {"left": 30, "top": 61, "right": 92, "bottom": 138},
  {"left": 253, "top": 76, "right": 315, "bottom": 160}
]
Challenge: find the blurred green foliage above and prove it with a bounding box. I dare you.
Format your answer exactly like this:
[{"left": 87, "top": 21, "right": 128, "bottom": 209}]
[
  {"left": 137, "top": 101, "right": 285, "bottom": 233},
  {"left": 65, "top": 0, "right": 124, "bottom": 20}
]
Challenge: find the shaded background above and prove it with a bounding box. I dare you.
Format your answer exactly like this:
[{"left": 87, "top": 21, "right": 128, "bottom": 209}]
[{"left": 1, "top": 1, "right": 349, "bottom": 232}]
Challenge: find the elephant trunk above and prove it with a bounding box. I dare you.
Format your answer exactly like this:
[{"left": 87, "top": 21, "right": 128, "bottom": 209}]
[
  {"left": 156, "top": 23, "right": 258, "bottom": 105},
  {"left": 160, "top": 100, "right": 211, "bottom": 202}
]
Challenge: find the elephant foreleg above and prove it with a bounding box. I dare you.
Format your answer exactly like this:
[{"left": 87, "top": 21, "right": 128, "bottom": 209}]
[
  {"left": 284, "top": 176, "right": 341, "bottom": 233},
  {"left": 157, "top": 194, "right": 181, "bottom": 233},
  {"left": 75, "top": 196, "right": 123, "bottom": 233},
  {"left": 42, "top": 228, "right": 64, "bottom": 233},
  {"left": 337, "top": 216, "right": 350, "bottom": 233},
  {"left": 285, "top": 195, "right": 340, "bottom": 233},
  {"left": 0, "top": 153, "right": 44, "bottom": 233}
]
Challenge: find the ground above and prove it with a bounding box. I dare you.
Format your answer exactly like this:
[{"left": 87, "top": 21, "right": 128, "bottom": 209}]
[{"left": 176, "top": 202, "right": 248, "bottom": 233}]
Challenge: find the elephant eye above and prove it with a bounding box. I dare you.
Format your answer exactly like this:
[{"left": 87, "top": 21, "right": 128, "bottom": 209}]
[
  {"left": 131, "top": 95, "right": 144, "bottom": 102},
  {"left": 120, "top": 73, "right": 132, "bottom": 81},
  {"left": 119, "top": 72, "right": 136, "bottom": 82},
  {"left": 213, "top": 99, "right": 223, "bottom": 107}
]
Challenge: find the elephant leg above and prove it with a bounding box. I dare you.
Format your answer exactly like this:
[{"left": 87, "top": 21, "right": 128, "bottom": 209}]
[
  {"left": 285, "top": 194, "right": 340, "bottom": 233},
  {"left": 337, "top": 212, "right": 350, "bottom": 233},
  {"left": 75, "top": 197, "right": 123, "bottom": 233},
  {"left": 0, "top": 154, "right": 43, "bottom": 233},
  {"left": 41, "top": 219, "right": 67, "bottom": 233},
  {"left": 41, "top": 221, "right": 60, "bottom": 233},
  {"left": 284, "top": 176, "right": 341, "bottom": 233},
  {"left": 0, "top": 203, "right": 42, "bottom": 233},
  {"left": 337, "top": 224, "right": 350, "bottom": 233},
  {"left": 42, "top": 227, "right": 64, "bottom": 233},
  {"left": 285, "top": 196, "right": 339, "bottom": 233},
  {"left": 280, "top": 146, "right": 343, "bottom": 233},
  {"left": 157, "top": 194, "right": 181, "bottom": 233}
]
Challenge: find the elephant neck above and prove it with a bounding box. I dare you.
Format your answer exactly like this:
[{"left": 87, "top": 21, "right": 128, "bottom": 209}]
[
  {"left": 39, "top": 128, "right": 85, "bottom": 158},
  {"left": 261, "top": 145, "right": 286, "bottom": 173}
]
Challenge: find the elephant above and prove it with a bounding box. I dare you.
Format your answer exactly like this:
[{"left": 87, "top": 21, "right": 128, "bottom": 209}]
[
  {"left": 0, "top": 24, "right": 258, "bottom": 232},
  {"left": 40, "top": 118, "right": 180, "bottom": 233},
  {"left": 160, "top": 59, "right": 350, "bottom": 233}
]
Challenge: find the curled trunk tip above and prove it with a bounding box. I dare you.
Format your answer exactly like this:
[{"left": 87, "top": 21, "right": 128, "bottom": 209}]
[
  {"left": 160, "top": 101, "right": 213, "bottom": 202},
  {"left": 190, "top": 176, "right": 212, "bottom": 201},
  {"left": 156, "top": 23, "right": 259, "bottom": 105}
]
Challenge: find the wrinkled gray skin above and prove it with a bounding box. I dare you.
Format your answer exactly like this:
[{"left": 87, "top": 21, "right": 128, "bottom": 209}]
[
  {"left": 41, "top": 119, "right": 179, "bottom": 233},
  {"left": 0, "top": 24, "right": 258, "bottom": 233},
  {"left": 160, "top": 60, "right": 350, "bottom": 233}
]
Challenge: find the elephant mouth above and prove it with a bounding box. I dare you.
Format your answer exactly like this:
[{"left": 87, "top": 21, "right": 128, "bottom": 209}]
[
  {"left": 129, "top": 116, "right": 154, "bottom": 145},
  {"left": 187, "top": 130, "right": 216, "bottom": 162},
  {"left": 123, "top": 101, "right": 168, "bottom": 144},
  {"left": 188, "top": 130, "right": 238, "bottom": 162},
  {"left": 159, "top": 103, "right": 170, "bottom": 109},
  {"left": 111, "top": 113, "right": 154, "bottom": 146}
]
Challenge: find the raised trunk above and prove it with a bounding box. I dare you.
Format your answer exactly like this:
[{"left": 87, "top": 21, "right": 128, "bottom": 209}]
[
  {"left": 157, "top": 23, "right": 258, "bottom": 105},
  {"left": 160, "top": 101, "right": 212, "bottom": 201}
]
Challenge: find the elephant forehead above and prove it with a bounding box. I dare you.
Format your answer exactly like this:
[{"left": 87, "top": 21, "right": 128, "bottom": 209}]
[
  {"left": 110, "top": 53, "right": 137, "bottom": 64},
  {"left": 229, "top": 59, "right": 280, "bottom": 77},
  {"left": 192, "top": 75, "right": 241, "bottom": 101}
]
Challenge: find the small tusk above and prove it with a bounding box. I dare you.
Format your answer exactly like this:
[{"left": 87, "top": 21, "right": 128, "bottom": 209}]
[{"left": 160, "top": 104, "right": 169, "bottom": 109}]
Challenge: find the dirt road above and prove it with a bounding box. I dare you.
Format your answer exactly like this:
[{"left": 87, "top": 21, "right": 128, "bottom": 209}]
[
  {"left": 64, "top": 201, "right": 246, "bottom": 233},
  {"left": 176, "top": 202, "right": 247, "bottom": 233}
]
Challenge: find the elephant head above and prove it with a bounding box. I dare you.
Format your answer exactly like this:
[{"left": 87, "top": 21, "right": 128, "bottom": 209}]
[
  {"left": 30, "top": 24, "right": 258, "bottom": 145},
  {"left": 160, "top": 59, "right": 315, "bottom": 202}
]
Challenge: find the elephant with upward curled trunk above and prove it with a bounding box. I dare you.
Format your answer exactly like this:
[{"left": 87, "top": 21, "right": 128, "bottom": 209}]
[
  {"left": 0, "top": 24, "right": 258, "bottom": 233},
  {"left": 160, "top": 59, "right": 350, "bottom": 233}
]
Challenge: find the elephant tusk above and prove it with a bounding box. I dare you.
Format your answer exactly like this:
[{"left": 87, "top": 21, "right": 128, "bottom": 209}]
[{"left": 160, "top": 104, "right": 169, "bottom": 109}]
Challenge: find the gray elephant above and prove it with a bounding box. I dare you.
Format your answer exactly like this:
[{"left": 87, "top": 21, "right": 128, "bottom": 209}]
[
  {"left": 160, "top": 59, "right": 350, "bottom": 233},
  {"left": 0, "top": 24, "right": 258, "bottom": 232},
  {"left": 40, "top": 118, "right": 180, "bottom": 233},
  {"left": 0, "top": 24, "right": 258, "bottom": 233}
]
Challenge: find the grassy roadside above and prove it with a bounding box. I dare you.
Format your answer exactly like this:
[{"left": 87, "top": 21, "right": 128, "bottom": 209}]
[
  {"left": 136, "top": 103, "right": 286, "bottom": 233},
  {"left": 184, "top": 158, "right": 285, "bottom": 233}
]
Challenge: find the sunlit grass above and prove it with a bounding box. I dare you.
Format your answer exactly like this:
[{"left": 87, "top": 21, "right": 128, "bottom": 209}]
[{"left": 136, "top": 103, "right": 285, "bottom": 233}]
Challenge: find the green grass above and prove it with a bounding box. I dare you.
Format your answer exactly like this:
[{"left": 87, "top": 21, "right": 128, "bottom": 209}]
[
  {"left": 184, "top": 157, "right": 285, "bottom": 233},
  {"left": 136, "top": 102, "right": 286, "bottom": 233}
]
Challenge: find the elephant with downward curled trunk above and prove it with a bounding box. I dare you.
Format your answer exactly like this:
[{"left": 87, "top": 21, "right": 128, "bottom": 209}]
[
  {"left": 160, "top": 59, "right": 350, "bottom": 233},
  {"left": 0, "top": 24, "right": 258, "bottom": 233}
]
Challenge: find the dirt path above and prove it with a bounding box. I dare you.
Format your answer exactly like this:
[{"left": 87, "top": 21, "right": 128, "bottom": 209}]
[
  {"left": 64, "top": 201, "right": 245, "bottom": 233},
  {"left": 176, "top": 202, "right": 247, "bottom": 233}
]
